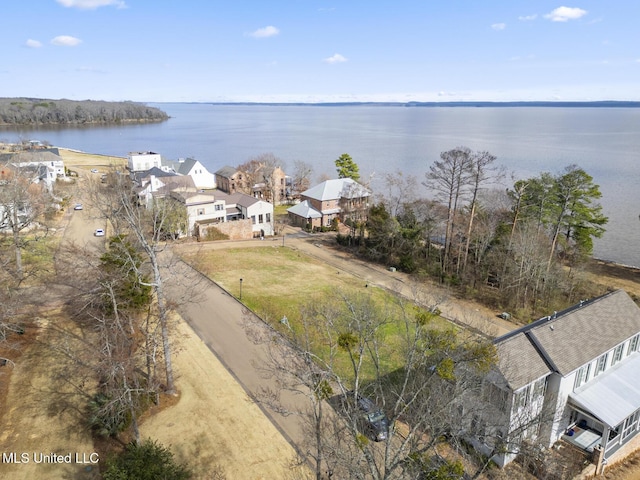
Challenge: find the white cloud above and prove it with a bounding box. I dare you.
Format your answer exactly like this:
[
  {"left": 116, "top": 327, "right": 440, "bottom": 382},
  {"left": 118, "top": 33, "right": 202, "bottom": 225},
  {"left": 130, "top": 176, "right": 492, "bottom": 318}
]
[
  {"left": 323, "top": 53, "right": 347, "bottom": 64},
  {"left": 518, "top": 14, "right": 538, "bottom": 21},
  {"left": 51, "top": 35, "right": 82, "bottom": 46},
  {"left": 249, "top": 26, "right": 280, "bottom": 38},
  {"left": 544, "top": 6, "right": 587, "bottom": 22},
  {"left": 56, "top": 0, "right": 126, "bottom": 9},
  {"left": 491, "top": 23, "right": 506, "bottom": 31},
  {"left": 25, "top": 39, "right": 42, "bottom": 48}
]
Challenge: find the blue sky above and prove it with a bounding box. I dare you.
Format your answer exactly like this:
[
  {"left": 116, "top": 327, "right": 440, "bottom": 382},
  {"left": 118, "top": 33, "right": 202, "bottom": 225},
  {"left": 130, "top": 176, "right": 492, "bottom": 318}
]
[{"left": 3, "top": 0, "right": 639, "bottom": 102}]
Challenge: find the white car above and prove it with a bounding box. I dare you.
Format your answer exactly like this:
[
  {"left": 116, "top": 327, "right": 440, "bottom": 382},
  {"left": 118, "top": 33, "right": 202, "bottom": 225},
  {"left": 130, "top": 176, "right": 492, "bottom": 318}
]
[
  {"left": 94, "top": 229, "right": 105, "bottom": 237},
  {"left": 74, "top": 204, "right": 83, "bottom": 210},
  {"left": 90, "top": 169, "right": 99, "bottom": 173}
]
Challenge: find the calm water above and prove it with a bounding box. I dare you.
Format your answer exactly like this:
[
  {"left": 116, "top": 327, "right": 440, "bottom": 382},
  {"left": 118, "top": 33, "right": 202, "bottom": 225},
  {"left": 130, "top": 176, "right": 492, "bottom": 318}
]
[{"left": 2, "top": 103, "right": 639, "bottom": 267}]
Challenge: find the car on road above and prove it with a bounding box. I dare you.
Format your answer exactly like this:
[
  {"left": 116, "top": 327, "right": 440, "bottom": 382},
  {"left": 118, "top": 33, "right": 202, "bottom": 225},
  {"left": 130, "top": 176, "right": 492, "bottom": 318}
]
[
  {"left": 94, "top": 228, "right": 105, "bottom": 237},
  {"left": 74, "top": 203, "right": 83, "bottom": 210}
]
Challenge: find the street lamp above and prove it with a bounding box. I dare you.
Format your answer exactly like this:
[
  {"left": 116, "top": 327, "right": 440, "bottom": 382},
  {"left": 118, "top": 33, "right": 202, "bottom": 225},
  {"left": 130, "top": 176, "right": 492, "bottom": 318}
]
[{"left": 239, "top": 278, "right": 243, "bottom": 301}]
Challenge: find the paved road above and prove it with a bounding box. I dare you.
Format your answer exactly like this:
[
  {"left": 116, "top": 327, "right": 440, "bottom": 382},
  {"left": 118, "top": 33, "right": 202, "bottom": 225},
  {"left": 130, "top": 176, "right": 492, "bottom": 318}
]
[
  {"left": 163, "top": 228, "right": 517, "bottom": 470},
  {"left": 162, "top": 252, "right": 314, "bottom": 462}
]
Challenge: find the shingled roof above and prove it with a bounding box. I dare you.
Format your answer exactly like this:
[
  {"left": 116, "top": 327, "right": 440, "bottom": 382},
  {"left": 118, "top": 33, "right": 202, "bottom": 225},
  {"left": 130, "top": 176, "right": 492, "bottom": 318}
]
[{"left": 495, "top": 290, "right": 640, "bottom": 390}]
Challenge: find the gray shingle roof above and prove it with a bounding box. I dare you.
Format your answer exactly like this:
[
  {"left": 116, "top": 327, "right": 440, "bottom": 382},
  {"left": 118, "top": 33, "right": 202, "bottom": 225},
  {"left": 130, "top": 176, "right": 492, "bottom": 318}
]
[
  {"left": 215, "top": 166, "right": 238, "bottom": 178},
  {"left": 495, "top": 290, "right": 640, "bottom": 389}
]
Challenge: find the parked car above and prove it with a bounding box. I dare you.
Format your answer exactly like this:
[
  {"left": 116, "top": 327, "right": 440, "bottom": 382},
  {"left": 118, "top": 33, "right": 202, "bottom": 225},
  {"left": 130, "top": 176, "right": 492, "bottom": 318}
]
[
  {"left": 90, "top": 169, "right": 99, "bottom": 173},
  {"left": 356, "top": 395, "right": 390, "bottom": 441},
  {"left": 94, "top": 228, "right": 105, "bottom": 237},
  {"left": 74, "top": 203, "right": 83, "bottom": 210}
]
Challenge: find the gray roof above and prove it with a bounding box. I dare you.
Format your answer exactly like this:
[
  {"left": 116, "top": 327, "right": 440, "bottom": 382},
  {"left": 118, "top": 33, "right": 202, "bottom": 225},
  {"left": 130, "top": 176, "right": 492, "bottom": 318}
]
[
  {"left": 496, "top": 334, "right": 552, "bottom": 391},
  {"left": 287, "top": 200, "right": 322, "bottom": 219},
  {"left": 215, "top": 165, "right": 238, "bottom": 178},
  {"left": 176, "top": 157, "right": 198, "bottom": 175},
  {"left": 570, "top": 354, "right": 640, "bottom": 428},
  {"left": 0, "top": 150, "right": 62, "bottom": 164},
  {"left": 495, "top": 290, "right": 640, "bottom": 389},
  {"left": 301, "top": 178, "right": 370, "bottom": 202},
  {"left": 134, "top": 167, "right": 177, "bottom": 183}
]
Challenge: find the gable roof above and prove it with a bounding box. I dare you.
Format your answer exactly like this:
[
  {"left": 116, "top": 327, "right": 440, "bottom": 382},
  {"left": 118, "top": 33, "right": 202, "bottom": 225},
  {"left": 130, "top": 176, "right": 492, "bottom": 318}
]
[
  {"left": 495, "top": 290, "right": 640, "bottom": 389},
  {"left": 215, "top": 165, "right": 239, "bottom": 178},
  {"left": 0, "top": 150, "right": 63, "bottom": 164},
  {"left": 302, "top": 178, "right": 370, "bottom": 202},
  {"left": 176, "top": 157, "right": 199, "bottom": 175}
]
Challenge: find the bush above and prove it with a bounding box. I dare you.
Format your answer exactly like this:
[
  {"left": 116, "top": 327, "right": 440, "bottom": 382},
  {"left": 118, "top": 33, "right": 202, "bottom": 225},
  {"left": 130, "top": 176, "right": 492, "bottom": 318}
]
[{"left": 102, "top": 439, "right": 192, "bottom": 480}]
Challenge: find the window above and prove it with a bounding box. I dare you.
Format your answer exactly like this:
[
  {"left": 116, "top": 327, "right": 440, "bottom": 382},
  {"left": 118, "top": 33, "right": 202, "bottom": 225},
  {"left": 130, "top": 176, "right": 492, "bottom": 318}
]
[
  {"left": 623, "top": 411, "right": 640, "bottom": 440},
  {"left": 514, "top": 387, "right": 529, "bottom": 409},
  {"left": 612, "top": 344, "right": 624, "bottom": 366},
  {"left": 266, "top": 213, "right": 271, "bottom": 223},
  {"left": 215, "top": 204, "right": 223, "bottom": 211},
  {"left": 595, "top": 353, "right": 608, "bottom": 376},
  {"left": 574, "top": 364, "right": 591, "bottom": 389},
  {"left": 258, "top": 214, "right": 263, "bottom": 223},
  {"left": 628, "top": 335, "right": 640, "bottom": 356},
  {"left": 533, "top": 377, "right": 546, "bottom": 398}
]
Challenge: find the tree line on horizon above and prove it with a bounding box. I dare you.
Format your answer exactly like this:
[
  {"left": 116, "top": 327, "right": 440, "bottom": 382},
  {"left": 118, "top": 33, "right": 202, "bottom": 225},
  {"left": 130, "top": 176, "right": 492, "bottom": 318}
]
[{"left": 0, "top": 97, "right": 168, "bottom": 126}]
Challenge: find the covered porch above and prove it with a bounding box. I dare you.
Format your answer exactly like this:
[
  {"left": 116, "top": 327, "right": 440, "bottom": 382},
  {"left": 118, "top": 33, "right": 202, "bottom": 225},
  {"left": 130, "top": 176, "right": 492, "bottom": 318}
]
[{"left": 565, "top": 355, "right": 640, "bottom": 468}]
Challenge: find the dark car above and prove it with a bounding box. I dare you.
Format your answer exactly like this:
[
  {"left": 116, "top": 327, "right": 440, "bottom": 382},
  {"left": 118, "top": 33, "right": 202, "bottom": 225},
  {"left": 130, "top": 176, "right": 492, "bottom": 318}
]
[{"left": 356, "top": 395, "right": 390, "bottom": 442}]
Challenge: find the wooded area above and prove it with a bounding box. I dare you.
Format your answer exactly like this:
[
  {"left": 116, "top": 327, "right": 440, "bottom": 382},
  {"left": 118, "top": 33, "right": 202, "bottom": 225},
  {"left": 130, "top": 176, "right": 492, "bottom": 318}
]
[{"left": 0, "top": 98, "right": 168, "bottom": 125}]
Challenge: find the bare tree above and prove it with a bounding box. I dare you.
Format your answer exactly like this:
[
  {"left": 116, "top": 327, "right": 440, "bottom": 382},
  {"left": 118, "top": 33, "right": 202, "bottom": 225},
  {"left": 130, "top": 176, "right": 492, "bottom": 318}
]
[
  {"left": 90, "top": 172, "right": 187, "bottom": 394},
  {"left": 238, "top": 153, "right": 286, "bottom": 204},
  {"left": 291, "top": 160, "right": 314, "bottom": 201},
  {"left": 424, "top": 147, "right": 473, "bottom": 275},
  {"left": 461, "top": 151, "right": 502, "bottom": 274},
  {"left": 0, "top": 164, "right": 50, "bottom": 283},
  {"left": 248, "top": 287, "right": 498, "bottom": 479},
  {"left": 378, "top": 170, "right": 418, "bottom": 218}
]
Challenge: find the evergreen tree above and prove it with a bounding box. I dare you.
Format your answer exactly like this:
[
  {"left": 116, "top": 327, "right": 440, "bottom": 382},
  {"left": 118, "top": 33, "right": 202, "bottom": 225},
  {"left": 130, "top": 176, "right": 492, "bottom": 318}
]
[{"left": 335, "top": 153, "right": 360, "bottom": 181}]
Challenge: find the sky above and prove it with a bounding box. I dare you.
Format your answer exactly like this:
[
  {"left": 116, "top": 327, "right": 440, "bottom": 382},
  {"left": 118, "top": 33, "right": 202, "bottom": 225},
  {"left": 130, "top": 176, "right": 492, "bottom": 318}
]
[{"left": 2, "top": 0, "right": 639, "bottom": 103}]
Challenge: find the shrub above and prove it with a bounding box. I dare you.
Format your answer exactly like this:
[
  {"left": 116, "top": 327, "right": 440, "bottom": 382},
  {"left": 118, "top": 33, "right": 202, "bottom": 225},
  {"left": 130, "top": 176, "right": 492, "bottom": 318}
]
[{"left": 102, "top": 439, "right": 192, "bottom": 480}]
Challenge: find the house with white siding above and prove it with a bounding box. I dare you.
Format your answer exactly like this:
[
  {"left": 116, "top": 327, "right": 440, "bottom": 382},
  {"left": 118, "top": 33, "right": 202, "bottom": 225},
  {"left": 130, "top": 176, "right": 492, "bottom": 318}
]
[{"left": 469, "top": 289, "right": 640, "bottom": 473}]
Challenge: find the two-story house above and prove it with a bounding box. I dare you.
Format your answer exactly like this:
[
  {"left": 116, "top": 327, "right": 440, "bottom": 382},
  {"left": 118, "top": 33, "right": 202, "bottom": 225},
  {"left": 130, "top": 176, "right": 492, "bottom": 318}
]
[
  {"left": 215, "top": 166, "right": 248, "bottom": 195},
  {"left": 287, "top": 178, "right": 370, "bottom": 229},
  {"left": 127, "top": 151, "right": 162, "bottom": 173},
  {"left": 169, "top": 157, "right": 216, "bottom": 190},
  {"left": 469, "top": 289, "right": 640, "bottom": 473}
]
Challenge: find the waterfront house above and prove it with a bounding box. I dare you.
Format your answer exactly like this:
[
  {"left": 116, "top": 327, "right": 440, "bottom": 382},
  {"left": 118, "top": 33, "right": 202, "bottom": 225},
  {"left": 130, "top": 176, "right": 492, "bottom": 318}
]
[
  {"left": 287, "top": 178, "right": 370, "bottom": 230},
  {"left": 215, "top": 166, "right": 248, "bottom": 195},
  {"left": 169, "top": 157, "right": 216, "bottom": 190},
  {"left": 127, "top": 151, "right": 162, "bottom": 173},
  {"left": 0, "top": 148, "right": 66, "bottom": 191},
  {"left": 468, "top": 289, "right": 640, "bottom": 473}
]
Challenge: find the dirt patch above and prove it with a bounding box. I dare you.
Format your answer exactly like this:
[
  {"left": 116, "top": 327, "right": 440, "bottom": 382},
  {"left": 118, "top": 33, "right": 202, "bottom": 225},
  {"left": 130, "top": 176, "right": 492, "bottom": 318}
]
[{"left": 583, "top": 259, "right": 640, "bottom": 298}]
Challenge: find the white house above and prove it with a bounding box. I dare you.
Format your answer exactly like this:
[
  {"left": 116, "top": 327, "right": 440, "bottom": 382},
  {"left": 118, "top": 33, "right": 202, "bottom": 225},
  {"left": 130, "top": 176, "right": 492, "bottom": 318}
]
[
  {"left": 0, "top": 149, "right": 66, "bottom": 191},
  {"left": 128, "top": 151, "right": 162, "bottom": 173},
  {"left": 169, "top": 190, "right": 226, "bottom": 235},
  {"left": 225, "top": 192, "right": 274, "bottom": 237},
  {"left": 470, "top": 289, "right": 640, "bottom": 473},
  {"left": 172, "top": 157, "right": 216, "bottom": 190}
]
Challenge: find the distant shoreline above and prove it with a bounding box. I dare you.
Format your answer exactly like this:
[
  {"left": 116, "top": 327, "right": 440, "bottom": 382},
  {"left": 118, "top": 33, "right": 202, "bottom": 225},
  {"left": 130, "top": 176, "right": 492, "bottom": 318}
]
[{"left": 155, "top": 100, "right": 640, "bottom": 108}]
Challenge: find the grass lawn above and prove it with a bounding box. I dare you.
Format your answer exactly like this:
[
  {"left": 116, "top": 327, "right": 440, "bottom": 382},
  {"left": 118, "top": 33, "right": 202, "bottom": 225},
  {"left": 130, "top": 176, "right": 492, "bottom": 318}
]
[{"left": 181, "top": 245, "right": 455, "bottom": 384}]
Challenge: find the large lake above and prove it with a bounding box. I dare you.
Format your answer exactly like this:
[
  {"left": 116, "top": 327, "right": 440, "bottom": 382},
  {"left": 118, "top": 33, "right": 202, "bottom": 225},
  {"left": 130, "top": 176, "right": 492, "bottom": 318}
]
[{"left": 2, "top": 103, "right": 639, "bottom": 267}]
